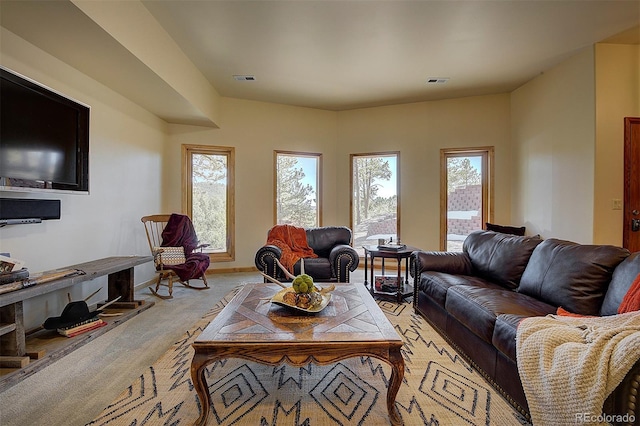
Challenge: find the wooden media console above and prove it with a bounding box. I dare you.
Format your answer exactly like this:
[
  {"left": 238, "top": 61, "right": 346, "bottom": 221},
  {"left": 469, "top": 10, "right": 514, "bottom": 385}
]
[{"left": 0, "top": 256, "right": 153, "bottom": 391}]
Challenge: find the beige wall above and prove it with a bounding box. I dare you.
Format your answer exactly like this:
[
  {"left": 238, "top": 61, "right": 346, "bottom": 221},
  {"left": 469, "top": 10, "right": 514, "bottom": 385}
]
[
  {"left": 594, "top": 43, "right": 640, "bottom": 245},
  {"left": 165, "top": 98, "right": 339, "bottom": 269},
  {"left": 165, "top": 94, "right": 511, "bottom": 269},
  {"left": 511, "top": 43, "right": 639, "bottom": 245},
  {"left": 0, "top": 28, "right": 165, "bottom": 329},
  {"left": 510, "top": 47, "right": 596, "bottom": 243},
  {"left": 337, "top": 94, "right": 512, "bottom": 250}
]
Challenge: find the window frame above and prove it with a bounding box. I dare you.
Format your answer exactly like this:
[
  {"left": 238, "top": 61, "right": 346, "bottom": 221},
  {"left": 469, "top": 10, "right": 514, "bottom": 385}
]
[
  {"left": 273, "top": 150, "right": 323, "bottom": 227},
  {"left": 349, "top": 151, "right": 401, "bottom": 255},
  {"left": 182, "top": 144, "right": 235, "bottom": 262},
  {"left": 440, "top": 146, "right": 494, "bottom": 251}
]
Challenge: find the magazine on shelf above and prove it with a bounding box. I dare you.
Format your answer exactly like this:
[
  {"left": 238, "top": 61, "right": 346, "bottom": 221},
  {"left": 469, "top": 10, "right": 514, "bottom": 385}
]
[{"left": 374, "top": 275, "right": 404, "bottom": 294}]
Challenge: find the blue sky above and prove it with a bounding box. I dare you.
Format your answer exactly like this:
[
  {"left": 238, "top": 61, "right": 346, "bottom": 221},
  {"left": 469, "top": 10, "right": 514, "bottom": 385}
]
[
  {"left": 298, "top": 156, "right": 317, "bottom": 189},
  {"left": 375, "top": 156, "right": 397, "bottom": 198}
]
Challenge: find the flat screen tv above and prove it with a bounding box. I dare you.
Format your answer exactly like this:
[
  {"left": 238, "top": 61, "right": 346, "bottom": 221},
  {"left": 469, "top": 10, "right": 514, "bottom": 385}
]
[{"left": 0, "top": 67, "right": 89, "bottom": 192}]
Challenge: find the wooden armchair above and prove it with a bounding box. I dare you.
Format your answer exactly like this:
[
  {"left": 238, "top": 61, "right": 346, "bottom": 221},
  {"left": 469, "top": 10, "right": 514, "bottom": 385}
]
[{"left": 141, "top": 214, "right": 210, "bottom": 299}]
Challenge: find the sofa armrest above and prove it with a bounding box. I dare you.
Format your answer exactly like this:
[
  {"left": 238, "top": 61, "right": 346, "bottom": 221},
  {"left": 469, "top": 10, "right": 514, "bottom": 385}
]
[
  {"left": 412, "top": 251, "right": 473, "bottom": 276},
  {"left": 254, "top": 245, "right": 283, "bottom": 281},
  {"left": 329, "top": 244, "right": 360, "bottom": 282},
  {"left": 603, "top": 358, "right": 640, "bottom": 425}
]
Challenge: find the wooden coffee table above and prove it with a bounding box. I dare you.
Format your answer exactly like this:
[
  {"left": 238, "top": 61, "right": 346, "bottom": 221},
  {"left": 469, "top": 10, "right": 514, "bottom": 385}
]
[{"left": 191, "top": 282, "right": 405, "bottom": 425}]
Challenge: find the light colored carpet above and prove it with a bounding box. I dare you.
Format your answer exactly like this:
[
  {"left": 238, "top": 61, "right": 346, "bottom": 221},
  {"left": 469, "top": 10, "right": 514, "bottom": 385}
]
[
  {"left": 87, "top": 287, "right": 531, "bottom": 426},
  {"left": 0, "top": 272, "right": 253, "bottom": 426}
]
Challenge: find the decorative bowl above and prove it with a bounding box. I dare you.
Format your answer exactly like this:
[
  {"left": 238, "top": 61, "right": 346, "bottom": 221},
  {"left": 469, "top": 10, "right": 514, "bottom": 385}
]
[{"left": 270, "top": 287, "right": 331, "bottom": 313}]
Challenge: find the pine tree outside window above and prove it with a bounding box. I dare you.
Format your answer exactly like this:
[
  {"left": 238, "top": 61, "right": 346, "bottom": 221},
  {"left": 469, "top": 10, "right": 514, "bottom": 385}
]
[
  {"left": 274, "top": 151, "right": 322, "bottom": 228},
  {"left": 350, "top": 152, "right": 400, "bottom": 257},
  {"left": 182, "top": 144, "right": 235, "bottom": 262}
]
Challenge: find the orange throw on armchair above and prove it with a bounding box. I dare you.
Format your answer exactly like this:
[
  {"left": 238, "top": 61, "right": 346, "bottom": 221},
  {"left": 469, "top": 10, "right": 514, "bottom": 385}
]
[{"left": 266, "top": 225, "right": 317, "bottom": 274}]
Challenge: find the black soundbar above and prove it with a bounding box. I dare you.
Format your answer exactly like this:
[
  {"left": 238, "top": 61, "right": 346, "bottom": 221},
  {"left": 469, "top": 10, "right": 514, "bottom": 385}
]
[
  {"left": 0, "top": 218, "right": 43, "bottom": 225},
  {"left": 0, "top": 198, "right": 61, "bottom": 222}
]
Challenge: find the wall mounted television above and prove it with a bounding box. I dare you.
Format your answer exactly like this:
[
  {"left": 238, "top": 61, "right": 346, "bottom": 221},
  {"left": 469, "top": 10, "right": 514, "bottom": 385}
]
[{"left": 0, "top": 66, "right": 90, "bottom": 193}]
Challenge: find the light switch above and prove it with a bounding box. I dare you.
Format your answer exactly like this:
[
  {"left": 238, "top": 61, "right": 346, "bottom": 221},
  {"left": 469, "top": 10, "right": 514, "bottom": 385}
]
[{"left": 612, "top": 199, "right": 623, "bottom": 210}]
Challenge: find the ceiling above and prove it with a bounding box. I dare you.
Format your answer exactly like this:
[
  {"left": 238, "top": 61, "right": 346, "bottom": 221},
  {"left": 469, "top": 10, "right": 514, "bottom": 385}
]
[
  {"left": 1, "top": 1, "right": 639, "bottom": 123},
  {"left": 142, "top": 0, "right": 640, "bottom": 110}
]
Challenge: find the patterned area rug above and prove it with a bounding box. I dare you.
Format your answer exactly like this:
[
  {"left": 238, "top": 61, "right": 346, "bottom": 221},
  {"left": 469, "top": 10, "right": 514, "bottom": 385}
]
[{"left": 89, "top": 288, "right": 531, "bottom": 425}]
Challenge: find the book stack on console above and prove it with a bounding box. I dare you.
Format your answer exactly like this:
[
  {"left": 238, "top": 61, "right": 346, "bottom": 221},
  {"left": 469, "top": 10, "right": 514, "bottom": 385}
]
[
  {"left": 57, "top": 317, "right": 107, "bottom": 338},
  {"left": 43, "top": 300, "right": 106, "bottom": 338},
  {"left": 377, "top": 243, "right": 406, "bottom": 251}
]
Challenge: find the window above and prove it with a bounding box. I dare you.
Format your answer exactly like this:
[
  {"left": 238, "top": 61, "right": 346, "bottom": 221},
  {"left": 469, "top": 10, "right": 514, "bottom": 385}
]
[
  {"left": 182, "top": 144, "right": 235, "bottom": 261},
  {"left": 274, "top": 151, "right": 322, "bottom": 227},
  {"left": 350, "top": 152, "right": 400, "bottom": 256},
  {"left": 440, "top": 147, "right": 494, "bottom": 251}
]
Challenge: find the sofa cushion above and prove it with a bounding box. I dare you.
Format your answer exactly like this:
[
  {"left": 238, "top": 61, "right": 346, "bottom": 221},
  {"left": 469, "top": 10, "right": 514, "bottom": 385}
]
[
  {"left": 293, "top": 257, "right": 332, "bottom": 280},
  {"left": 306, "top": 226, "right": 352, "bottom": 258},
  {"left": 600, "top": 252, "right": 640, "bottom": 316},
  {"left": 518, "top": 239, "right": 630, "bottom": 315},
  {"left": 445, "top": 285, "right": 556, "bottom": 344},
  {"left": 463, "top": 230, "right": 543, "bottom": 289},
  {"left": 418, "top": 272, "right": 496, "bottom": 308},
  {"left": 493, "top": 314, "right": 529, "bottom": 361}
]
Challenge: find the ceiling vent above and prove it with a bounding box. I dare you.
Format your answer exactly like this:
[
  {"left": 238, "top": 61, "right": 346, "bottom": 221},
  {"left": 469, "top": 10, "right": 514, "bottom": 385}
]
[
  {"left": 426, "top": 77, "right": 449, "bottom": 84},
  {"left": 233, "top": 75, "right": 256, "bottom": 81}
]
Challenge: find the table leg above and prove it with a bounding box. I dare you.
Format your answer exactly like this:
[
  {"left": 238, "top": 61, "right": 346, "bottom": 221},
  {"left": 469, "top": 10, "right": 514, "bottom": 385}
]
[
  {"left": 370, "top": 255, "right": 375, "bottom": 294},
  {"left": 364, "top": 251, "right": 369, "bottom": 287},
  {"left": 0, "top": 302, "right": 25, "bottom": 357},
  {"left": 387, "top": 347, "right": 405, "bottom": 425},
  {"left": 191, "top": 351, "right": 216, "bottom": 426},
  {"left": 108, "top": 267, "right": 135, "bottom": 302},
  {"left": 396, "top": 258, "right": 402, "bottom": 303}
]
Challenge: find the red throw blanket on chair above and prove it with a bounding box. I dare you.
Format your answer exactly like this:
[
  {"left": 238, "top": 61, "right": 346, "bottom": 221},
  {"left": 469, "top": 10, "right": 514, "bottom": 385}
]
[
  {"left": 161, "top": 214, "right": 210, "bottom": 281},
  {"left": 266, "top": 225, "right": 317, "bottom": 273}
]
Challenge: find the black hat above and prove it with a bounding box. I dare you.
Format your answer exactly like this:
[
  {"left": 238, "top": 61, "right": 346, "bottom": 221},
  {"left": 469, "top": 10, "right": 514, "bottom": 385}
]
[{"left": 43, "top": 301, "right": 100, "bottom": 330}]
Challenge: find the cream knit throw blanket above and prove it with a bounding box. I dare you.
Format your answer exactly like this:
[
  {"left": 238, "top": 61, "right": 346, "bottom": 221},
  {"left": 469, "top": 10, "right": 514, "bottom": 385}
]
[{"left": 516, "top": 311, "right": 640, "bottom": 426}]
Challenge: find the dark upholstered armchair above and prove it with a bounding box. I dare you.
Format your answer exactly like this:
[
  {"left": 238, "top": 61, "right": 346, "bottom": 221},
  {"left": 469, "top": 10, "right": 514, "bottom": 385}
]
[{"left": 255, "top": 226, "right": 359, "bottom": 283}]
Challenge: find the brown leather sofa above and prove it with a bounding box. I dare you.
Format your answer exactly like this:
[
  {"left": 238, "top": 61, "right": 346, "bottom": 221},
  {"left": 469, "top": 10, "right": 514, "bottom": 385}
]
[
  {"left": 411, "top": 230, "right": 640, "bottom": 423},
  {"left": 255, "top": 226, "right": 359, "bottom": 283}
]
